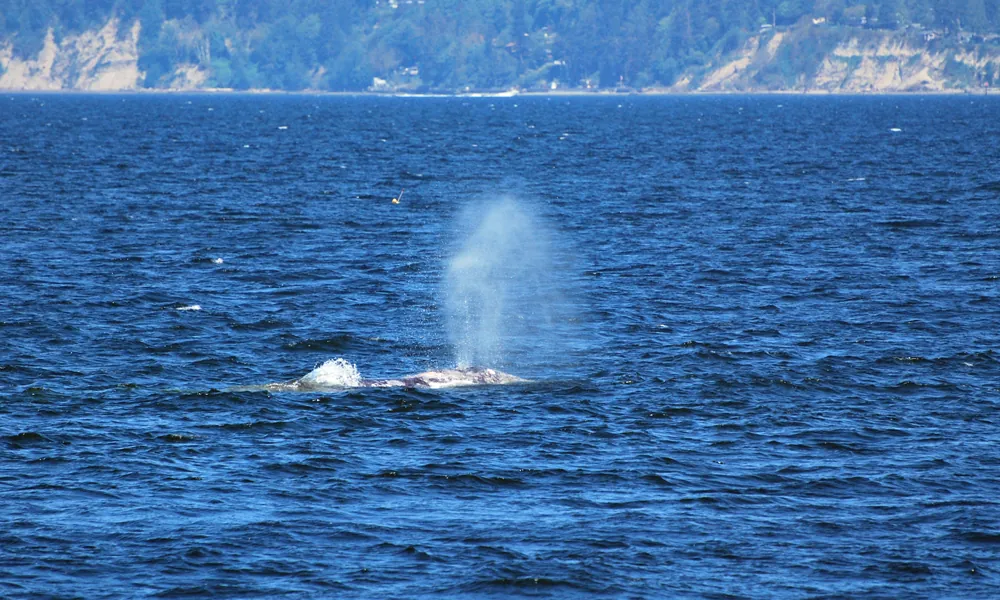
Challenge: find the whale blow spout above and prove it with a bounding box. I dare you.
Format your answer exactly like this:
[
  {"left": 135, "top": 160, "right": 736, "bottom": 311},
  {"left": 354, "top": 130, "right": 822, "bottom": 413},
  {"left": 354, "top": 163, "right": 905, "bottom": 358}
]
[{"left": 446, "top": 198, "right": 554, "bottom": 369}]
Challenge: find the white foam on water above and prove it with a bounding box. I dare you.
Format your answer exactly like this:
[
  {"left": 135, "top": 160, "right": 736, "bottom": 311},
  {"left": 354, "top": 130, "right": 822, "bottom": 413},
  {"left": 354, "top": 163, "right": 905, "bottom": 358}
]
[
  {"left": 298, "top": 358, "right": 363, "bottom": 388},
  {"left": 177, "top": 305, "right": 201, "bottom": 311},
  {"left": 212, "top": 257, "right": 224, "bottom": 264}
]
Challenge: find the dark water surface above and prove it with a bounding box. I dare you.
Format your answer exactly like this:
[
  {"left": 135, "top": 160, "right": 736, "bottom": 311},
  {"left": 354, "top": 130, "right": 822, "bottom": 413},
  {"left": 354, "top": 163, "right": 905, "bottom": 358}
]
[{"left": 2, "top": 94, "right": 999, "bottom": 598}]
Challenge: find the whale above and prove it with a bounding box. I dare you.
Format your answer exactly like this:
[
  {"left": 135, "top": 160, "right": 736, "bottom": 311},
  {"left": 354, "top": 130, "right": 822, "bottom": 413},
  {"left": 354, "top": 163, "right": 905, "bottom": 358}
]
[
  {"left": 257, "top": 362, "right": 527, "bottom": 392},
  {"left": 358, "top": 366, "right": 526, "bottom": 389}
]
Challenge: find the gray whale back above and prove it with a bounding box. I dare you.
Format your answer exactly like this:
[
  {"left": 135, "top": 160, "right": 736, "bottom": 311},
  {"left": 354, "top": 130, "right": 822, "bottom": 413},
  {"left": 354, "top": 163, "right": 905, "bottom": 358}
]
[
  {"left": 261, "top": 362, "right": 528, "bottom": 392},
  {"left": 361, "top": 366, "right": 526, "bottom": 389}
]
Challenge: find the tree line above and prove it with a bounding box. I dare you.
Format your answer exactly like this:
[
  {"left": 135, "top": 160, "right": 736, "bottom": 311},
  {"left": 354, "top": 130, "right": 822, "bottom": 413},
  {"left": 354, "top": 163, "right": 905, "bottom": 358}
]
[{"left": 3, "top": 0, "right": 1000, "bottom": 90}]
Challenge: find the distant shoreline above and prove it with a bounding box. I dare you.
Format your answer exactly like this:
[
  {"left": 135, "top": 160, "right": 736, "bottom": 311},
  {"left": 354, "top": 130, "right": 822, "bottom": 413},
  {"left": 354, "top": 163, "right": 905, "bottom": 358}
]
[{"left": 2, "top": 87, "right": 991, "bottom": 97}]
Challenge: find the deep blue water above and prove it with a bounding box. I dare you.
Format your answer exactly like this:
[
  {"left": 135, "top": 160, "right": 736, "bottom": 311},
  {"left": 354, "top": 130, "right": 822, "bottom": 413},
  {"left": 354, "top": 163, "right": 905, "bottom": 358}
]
[{"left": 2, "top": 93, "right": 999, "bottom": 598}]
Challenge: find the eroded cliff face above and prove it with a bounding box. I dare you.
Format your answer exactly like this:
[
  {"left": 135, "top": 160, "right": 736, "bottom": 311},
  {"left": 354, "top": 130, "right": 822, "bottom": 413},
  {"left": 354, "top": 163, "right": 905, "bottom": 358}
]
[
  {"left": 694, "top": 29, "right": 1000, "bottom": 93},
  {"left": 2, "top": 17, "right": 998, "bottom": 93},
  {"left": 0, "top": 18, "right": 144, "bottom": 91},
  {"left": 164, "top": 64, "right": 209, "bottom": 90}
]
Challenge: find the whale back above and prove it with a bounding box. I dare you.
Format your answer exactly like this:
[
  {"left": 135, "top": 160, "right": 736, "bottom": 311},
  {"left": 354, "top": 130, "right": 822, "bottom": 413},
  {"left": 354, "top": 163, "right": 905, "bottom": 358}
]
[{"left": 363, "top": 367, "right": 526, "bottom": 389}]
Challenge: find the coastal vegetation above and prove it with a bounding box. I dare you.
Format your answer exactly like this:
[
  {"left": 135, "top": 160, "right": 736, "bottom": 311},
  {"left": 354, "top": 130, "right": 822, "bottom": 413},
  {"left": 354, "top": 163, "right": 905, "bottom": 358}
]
[{"left": 2, "top": 0, "right": 1000, "bottom": 91}]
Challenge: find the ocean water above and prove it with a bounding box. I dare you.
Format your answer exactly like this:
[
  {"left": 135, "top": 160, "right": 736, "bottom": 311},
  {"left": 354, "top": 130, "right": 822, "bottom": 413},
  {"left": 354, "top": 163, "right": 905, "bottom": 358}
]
[{"left": 1, "top": 93, "right": 999, "bottom": 598}]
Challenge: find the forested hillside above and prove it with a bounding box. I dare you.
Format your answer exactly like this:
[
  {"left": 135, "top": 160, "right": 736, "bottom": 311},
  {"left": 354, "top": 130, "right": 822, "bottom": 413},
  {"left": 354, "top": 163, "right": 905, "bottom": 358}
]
[{"left": 2, "top": 0, "right": 1000, "bottom": 91}]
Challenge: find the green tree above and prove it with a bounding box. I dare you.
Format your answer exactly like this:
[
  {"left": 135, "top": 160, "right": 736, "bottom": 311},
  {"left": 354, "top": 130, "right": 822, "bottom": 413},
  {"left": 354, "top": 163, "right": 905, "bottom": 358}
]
[
  {"left": 964, "top": 0, "right": 990, "bottom": 31},
  {"left": 5, "top": 0, "right": 1000, "bottom": 92}
]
